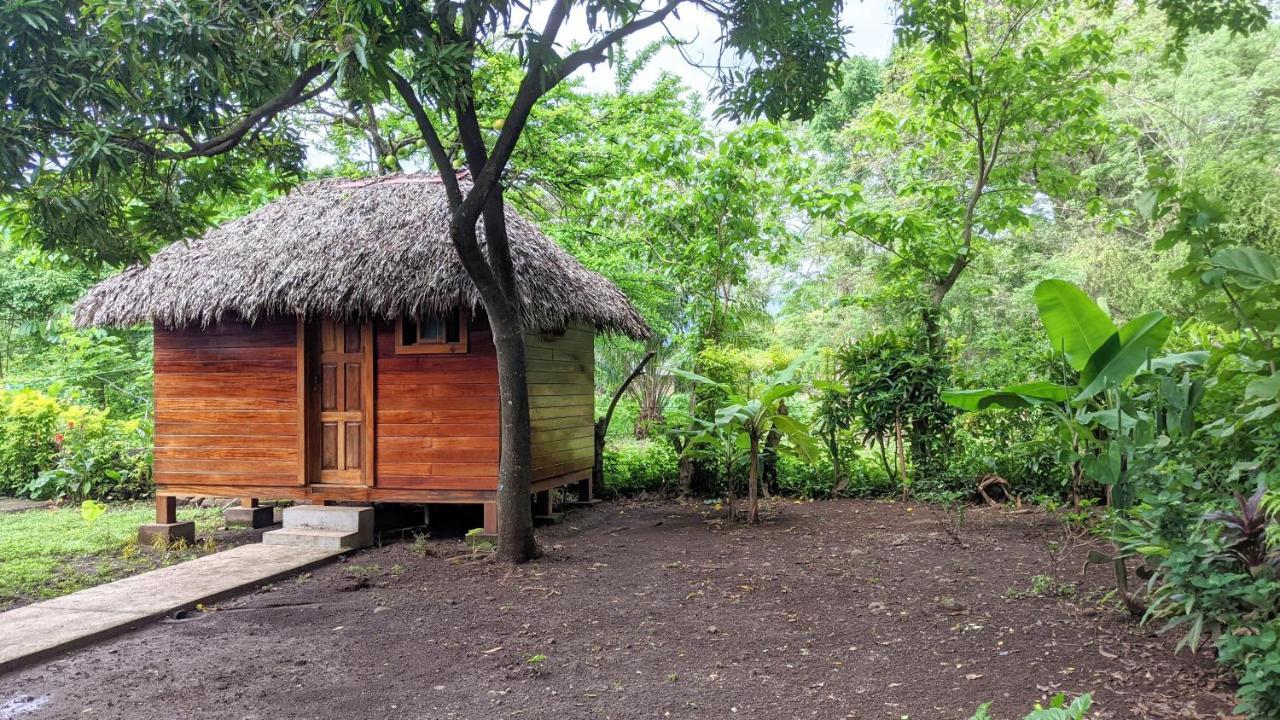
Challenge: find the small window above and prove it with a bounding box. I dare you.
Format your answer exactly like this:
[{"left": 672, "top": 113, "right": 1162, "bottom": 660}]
[{"left": 396, "top": 308, "right": 468, "bottom": 354}]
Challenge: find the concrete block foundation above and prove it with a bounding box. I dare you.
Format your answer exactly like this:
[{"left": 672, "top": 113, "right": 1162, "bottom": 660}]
[
  {"left": 225, "top": 506, "right": 275, "bottom": 529},
  {"left": 138, "top": 522, "right": 196, "bottom": 545}
]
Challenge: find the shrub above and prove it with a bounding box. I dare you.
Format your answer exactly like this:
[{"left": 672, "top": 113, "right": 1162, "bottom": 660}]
[
  {"left": 0, "top": 389, "right": 64, "bottom": 495},
  {"left": 1118, "top": 483, "right": 1280, "bottom": 717},
  {"left": 602, "top": 439, "right": 679, "bottom": 495},
  {"left": 970, "top": 693, "right": 1092, "bottom": 719},
  {"left": 27, "top": 409, "right": 153, "bottom": 502},
  {"left": 776, "top": 444, "right": 892, "bottom": 498},
  {"left": 935, "top": 411, "right": 1063, "bottom": 499},
  {"left": 0, "top": 388, "right": 152, "bottom": 502}
]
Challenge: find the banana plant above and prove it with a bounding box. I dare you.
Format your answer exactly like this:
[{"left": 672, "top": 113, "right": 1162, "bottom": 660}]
[
  {"left": 675, "top": 353, "right": 821, "bottom": 523},
  {"left": 943, "top": 279, "right": 1176, "bottom": 505},
  {"left": 943, "top": 279, "right": 1182, "bottom": 615}
]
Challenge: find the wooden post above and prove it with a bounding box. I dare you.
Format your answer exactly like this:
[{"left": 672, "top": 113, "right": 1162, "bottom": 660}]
[
  {"left": 156, "top": 495, "right": 177, "bottom": 524},
  {"left": 534, "top": 490, "right": 553, "bottom": 517},
  {"left": 141, "top": 494, "right": 195, "bottom": 544},
  {"left": 241, "top": 498, "right": 259, "bottom": 509},
  {"left": 576, "top": 474, "right": 596, "bottom": 503},
  {"left": 482, "top": 502, "right": 498, "bottom": 536}
]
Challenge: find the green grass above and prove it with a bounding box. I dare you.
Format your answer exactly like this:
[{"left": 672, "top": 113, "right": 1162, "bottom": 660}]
[{"left": 0, "top": 503, "right": 225, "bottom": 609}]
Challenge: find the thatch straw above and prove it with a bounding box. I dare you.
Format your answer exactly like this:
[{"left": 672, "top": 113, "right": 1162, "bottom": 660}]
[{"left": 74, "top": 175, "right": 650, "bottom": 339}]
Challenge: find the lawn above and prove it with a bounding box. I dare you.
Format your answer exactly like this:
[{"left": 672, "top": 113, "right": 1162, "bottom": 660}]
[{"left": 0, "top": 502, "right": 232, "bottom": 610}]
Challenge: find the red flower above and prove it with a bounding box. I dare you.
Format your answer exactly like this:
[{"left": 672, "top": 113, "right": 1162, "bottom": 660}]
[{"left": 54, "top": 433, "right": 64, "bottom": 444}]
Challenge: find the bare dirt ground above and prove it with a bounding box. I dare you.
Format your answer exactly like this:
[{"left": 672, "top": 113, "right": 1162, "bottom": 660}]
[{"left": 0, "top": 499, "right": 1236, "bottom": 720}]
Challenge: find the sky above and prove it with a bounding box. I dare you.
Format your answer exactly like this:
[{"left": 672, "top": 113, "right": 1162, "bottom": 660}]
[
  {"left": 311, "top": 1, "right": 899, "bottom": 169},
  {"left": 553, "top": 1, "right": 898, "bottom": 102}
]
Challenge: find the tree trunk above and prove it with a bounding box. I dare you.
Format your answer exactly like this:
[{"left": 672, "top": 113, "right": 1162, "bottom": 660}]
[
  {"left": 828, "top": 434, "right": 845, "bottom": 495},
  {"left": 762, "top": 402, "right": 784, "bottom": 497},
  {"left": 592, "top": 351, "right": 655, "bottom": 496},
  {"left": 490, "top": 309, "right": 539, "bottom": 564},
  {"left": 895, "top": 408, "right": 909, "bottom": 502},
  {"left": 748, "top": 433, "right": 761, "bottom": 524},
  {"left": 1070, "top": 434, "right": 1082, "bottom": 512},
  {"left": 724, "top": 460, "right": 736, "bottom": 520},
  {"left": 679, "top": 383, "right": 698, "bottom": 495},
  {"left": 876, "top": 434, "right": 894, "bottom": 485}
]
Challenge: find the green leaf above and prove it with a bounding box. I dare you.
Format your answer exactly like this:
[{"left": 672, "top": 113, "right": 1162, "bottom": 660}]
[
  {"left": 670, "top": 367, "right": 726, "bottom": 390},
  {"left": 1075, "top": 311, "right": 1173, "bottom": 401},
  {"left": 773, "top": 415, "right": 820, "bottom": 461},
  {"left": 1209, "top": 247, "right": 1280, "bottom": 289},
  {"left": 941, "top": 382, "right": 1070, "bottom": 411},
  {"left": 1241, "top": 403, "right": 1279, "bottom": 424},
  {"left": 1244, "top": 374, "right": 1280, "bottom": 402},
  {"left": 1141, "top": 351, "right": 1209, "bottom": 373},
  {"left": 1136, "top": 188, "right": 1160, "bottom": 221},
  {"left": 760, "top": 382, "right": 804, "bottom": 408},
  {"left": 1033, "top": 280, "right": 1116, "bottom": 373}
]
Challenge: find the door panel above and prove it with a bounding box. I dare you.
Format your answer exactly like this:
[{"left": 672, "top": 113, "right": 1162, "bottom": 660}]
[{"left": 311, "top": 318, "right": 372, "bottom": 485}]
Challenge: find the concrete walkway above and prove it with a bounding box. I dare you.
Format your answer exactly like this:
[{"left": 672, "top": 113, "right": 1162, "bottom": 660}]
[{"left": 0, "top": 543, "right": 344, "bottom": 674}]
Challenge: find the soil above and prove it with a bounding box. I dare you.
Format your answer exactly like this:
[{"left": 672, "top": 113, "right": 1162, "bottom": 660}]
[{"left": 0, "top": 499, "right": 1237, "bottom": 720}]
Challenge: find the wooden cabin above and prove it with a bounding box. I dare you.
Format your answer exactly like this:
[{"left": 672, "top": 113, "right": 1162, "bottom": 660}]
[{"left": 74, "top": 175, "right": 650, "bottom": 535}]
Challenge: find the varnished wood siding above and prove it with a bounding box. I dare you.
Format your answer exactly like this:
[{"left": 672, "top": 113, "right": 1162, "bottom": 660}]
[
  {"left": 153, "top": 319, "right": 301, "bottom": 487},
  {"left": 525, "top": 325, "right": 595, "bottom": 481},
  {"left": 373, "top": 316, "right": 500, "bottom": 490}
]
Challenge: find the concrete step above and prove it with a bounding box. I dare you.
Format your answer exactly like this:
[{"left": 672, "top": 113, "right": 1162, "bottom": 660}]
[
  {"left": 282, "top": 505, "right": 373, "bottom": 534},
  {"left": 262, "top": 528, "right": 367, "bottom": 550}
]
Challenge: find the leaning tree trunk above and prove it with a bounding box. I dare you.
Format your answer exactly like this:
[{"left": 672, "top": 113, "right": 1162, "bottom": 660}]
[{"left": 593, "top": 351, "right": 656, "bottom": 497}]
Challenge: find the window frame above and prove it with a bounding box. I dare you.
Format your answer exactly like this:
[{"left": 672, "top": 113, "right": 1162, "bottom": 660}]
[{"left": 394, "top": 308, "right": 469, "bottom": 355}]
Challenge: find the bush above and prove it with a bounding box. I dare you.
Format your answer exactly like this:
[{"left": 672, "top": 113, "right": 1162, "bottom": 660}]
[
  {"left": 934, "top": 411, "right": 1063, "bottom": 499},
  {"left": 1117, "top": 483, "right": 1280, "bottom": 717},
  {"left": 970, "top": 693, "right": 1092, "bottom": 719},
  {"left": 0, "top": 388, "right": 152, "bottom": 502},
  {"left": 0, "top": 389, "right": 64, "bottom": 495},
  {"left": 27, "top": 409, "right": 153, "bottom": 502},
  {"left": 776, "top": 444, "right": 893, "bottom": 498},
  {"left": 602, "top": 439, "right": 679, "bottom": 495}
]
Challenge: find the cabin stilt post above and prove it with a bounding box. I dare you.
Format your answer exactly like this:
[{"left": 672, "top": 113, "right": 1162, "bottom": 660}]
[
  {"left": 482, "top": 502, "right": 498, "bottom": 537},
  {"left": 157, "top": 495, "right": 176, "bottom": 524},
  {"left": 533, "top": 489, "right": 563, "bottom": 525},
  {"left": 575, "top": 475, "right": 597, "bottom": 504},
  {"left": 138, "top": 494, "right": 195, "bottom": 545}
]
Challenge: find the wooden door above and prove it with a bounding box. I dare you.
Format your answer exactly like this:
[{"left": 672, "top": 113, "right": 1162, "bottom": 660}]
[{"left": 310, "top": 318, "right": 373, "bottom": 486}]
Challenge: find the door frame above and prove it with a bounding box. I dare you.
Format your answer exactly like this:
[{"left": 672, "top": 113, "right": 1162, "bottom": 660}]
[{"left": 296, "top": 317, "right": 376, "bottom": 489}]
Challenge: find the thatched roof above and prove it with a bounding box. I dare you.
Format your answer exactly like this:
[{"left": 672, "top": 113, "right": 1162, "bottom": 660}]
[{"left": 74, "top": 175, "right": 650, "bottom": 339}]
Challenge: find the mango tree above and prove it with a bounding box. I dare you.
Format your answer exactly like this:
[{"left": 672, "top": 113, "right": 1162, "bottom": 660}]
[{"left": 1, "top": 0, "right": 849, "bottom": 563}]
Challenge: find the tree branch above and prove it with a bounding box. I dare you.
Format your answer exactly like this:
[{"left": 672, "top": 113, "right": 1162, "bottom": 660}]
[
  {"left": 386, "top": 67, "right": 463, "bottom": 208},
  {"left": 111, "top": 63, "right": 334, "bottom": 160}
]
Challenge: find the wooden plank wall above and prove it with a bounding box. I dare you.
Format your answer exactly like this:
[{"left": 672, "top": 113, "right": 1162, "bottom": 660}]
[
  {"left": 525, "top": 325, "right": 595, "bottom": 482},
  {"left": 373, "top": 315, "right": 500, "bottom": 490},
  {"left": 153, "top": 319, "right": 301, "bottom": 488}
]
